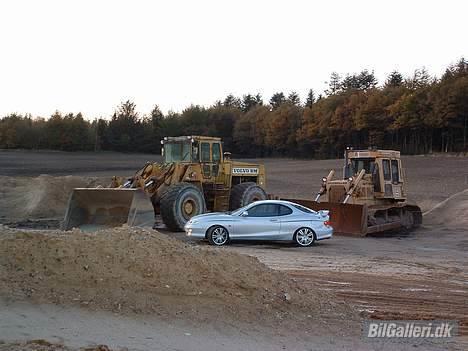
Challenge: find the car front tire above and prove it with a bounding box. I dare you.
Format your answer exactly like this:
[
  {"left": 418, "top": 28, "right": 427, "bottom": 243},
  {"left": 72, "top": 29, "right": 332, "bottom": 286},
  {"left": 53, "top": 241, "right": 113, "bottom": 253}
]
[{"left": 207, "top": 225, "right": 230, "bottom": 246}]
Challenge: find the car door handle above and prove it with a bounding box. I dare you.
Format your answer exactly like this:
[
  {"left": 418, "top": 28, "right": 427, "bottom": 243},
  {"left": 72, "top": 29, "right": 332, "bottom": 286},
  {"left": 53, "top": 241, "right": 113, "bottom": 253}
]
[{"left": 270, "top": 219, "right": 279, "bottom": 222}]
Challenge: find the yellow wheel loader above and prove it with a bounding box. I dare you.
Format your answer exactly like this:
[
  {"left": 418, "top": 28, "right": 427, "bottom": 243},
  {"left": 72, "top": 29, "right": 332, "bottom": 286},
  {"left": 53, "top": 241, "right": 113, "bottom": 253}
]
[
  {"left": 284, "top": 148, "right": 422, "bottom": 236},
  {"left": 63, "top": 136, "right": 267, "bottom": 231}
]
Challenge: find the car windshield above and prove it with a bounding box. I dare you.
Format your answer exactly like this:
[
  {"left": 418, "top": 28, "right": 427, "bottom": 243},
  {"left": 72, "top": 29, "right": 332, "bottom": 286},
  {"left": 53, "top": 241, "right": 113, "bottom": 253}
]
[
  {"left": 291, "top": 203, "right": 316, "bottom": 214},
  {"left": 164, "top": 142, "right": 191, "bottom": 163}
]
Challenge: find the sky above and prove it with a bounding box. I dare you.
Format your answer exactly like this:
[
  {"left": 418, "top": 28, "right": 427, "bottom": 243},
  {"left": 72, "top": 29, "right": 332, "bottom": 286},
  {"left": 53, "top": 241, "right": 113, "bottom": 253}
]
[{"left": 0, "top": 0, "right": 466, "bottom": 119}]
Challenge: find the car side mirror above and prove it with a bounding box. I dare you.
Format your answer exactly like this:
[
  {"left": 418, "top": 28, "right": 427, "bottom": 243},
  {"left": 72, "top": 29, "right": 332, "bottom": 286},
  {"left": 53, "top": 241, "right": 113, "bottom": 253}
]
[{"left": 240, "top": 211, "right": 248, "bottom": 217}]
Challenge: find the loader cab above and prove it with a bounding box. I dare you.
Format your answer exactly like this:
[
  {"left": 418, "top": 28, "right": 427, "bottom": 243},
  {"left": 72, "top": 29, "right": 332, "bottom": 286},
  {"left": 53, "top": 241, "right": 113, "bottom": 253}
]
[
  {"left": 161, "top": 136, "right": 223, "bottom": 163},
  {"left": 161, "top": 136, "right": 194, "bottom": 163},
  {"left": 161, "top": 136, "right": 223, "bottom": 179},
  {"left": 198, "top": 137, "right": 223, "bottom": 179}
]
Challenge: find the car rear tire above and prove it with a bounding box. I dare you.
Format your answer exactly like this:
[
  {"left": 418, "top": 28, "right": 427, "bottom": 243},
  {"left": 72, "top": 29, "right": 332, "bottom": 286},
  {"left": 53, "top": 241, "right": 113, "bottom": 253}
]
[
  {"left": 207, "top": 225, "right": 230, "bottom": 246},
  {"left": 160, "top": 183, "right": 206, "bottom": 231},
  {"left": 229, "top": 182, "right": 267, "bottom": 210},
  {"left": 294, "top": 227, "right": 315, "bottom": 247}
]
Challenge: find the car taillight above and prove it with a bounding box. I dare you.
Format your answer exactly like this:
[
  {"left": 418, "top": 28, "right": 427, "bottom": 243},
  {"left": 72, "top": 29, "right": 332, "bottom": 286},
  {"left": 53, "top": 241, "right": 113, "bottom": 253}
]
[{"left": 324, "top": 220, "right": 332, "bottom": 227}]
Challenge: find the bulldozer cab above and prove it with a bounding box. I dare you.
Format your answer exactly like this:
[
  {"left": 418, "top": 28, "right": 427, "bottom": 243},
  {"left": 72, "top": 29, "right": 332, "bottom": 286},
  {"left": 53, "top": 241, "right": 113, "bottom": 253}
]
[{"left": 344, "top": 148, "right": 406, "bottom": 201}]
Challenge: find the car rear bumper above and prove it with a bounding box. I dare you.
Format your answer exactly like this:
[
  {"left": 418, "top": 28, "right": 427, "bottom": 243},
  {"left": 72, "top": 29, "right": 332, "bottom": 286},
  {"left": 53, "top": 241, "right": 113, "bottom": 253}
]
[{"left": 316, "top": 227, "right": 333, "bottom": 240}]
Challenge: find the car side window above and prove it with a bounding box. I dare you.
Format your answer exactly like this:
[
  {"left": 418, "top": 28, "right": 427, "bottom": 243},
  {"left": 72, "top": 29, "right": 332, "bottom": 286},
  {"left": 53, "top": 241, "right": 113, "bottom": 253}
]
[
  {"left": 247, "top": 204, "right": 279, "bottom": 217},
  {"left": 278, "top": 205, "right": 293, "bottom": 216},
  {"left": 292, "top": 204, "right": 314, "bottom": 214}
]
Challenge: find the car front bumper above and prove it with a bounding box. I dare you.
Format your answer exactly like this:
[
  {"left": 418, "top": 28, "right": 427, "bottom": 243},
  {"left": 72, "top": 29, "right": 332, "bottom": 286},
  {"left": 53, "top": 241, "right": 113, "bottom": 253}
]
[{"left": 184, "top": 224, "right": 206, "bottom": 239}]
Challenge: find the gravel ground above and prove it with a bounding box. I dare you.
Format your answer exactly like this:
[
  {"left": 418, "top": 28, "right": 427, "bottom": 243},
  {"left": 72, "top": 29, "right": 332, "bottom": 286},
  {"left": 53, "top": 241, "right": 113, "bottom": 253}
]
[{"left": 0, "top": 150, "right": 466, "bottom": 350}]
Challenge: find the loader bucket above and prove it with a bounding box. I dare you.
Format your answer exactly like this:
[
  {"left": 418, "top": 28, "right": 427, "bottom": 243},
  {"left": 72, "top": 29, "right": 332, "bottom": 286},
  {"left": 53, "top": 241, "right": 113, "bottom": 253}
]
[
  {"left": 62, "top": 188, "right": 155, "bottom": 231},
  {"left": 281, "top": 198, "right": 368, "bottom": 236}
]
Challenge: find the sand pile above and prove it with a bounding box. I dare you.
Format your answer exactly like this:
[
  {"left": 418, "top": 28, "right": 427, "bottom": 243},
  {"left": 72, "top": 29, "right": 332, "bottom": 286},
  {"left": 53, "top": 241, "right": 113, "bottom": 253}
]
[
  {"left": 0, "top": 175, "right": 101, "bottom": 221},
  {"left": 423, "top": 189, "right": 468, "bottom": 229},
  {"left": 0, "top": 340, "right": 114, "bottom": 351},
  {"left": 0, "top": 226, "right": 355, "bottom": 327}
]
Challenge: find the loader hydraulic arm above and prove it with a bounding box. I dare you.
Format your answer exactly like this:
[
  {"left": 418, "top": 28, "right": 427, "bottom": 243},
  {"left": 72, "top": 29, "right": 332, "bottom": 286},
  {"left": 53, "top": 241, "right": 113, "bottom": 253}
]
[
  {"left": 109, "top": 162, "right": 175, "bottom": 196},
  {"left": 142, "top": 163, "right": 175, "bottom": 194}
]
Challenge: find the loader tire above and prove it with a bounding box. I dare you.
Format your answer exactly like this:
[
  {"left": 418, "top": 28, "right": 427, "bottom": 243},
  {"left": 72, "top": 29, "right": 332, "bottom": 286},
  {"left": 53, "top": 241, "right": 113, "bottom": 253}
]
[
  {"left": 229, "top": 182, "right": 267, "bottom": 210},
  {"left": 160, "top": 183, "right": 206, "bottom": 231}
]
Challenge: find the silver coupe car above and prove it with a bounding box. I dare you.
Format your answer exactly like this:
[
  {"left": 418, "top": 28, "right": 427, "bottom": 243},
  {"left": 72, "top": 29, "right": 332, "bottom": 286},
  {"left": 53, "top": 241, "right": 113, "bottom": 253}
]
[{"left": 184, "top": 200, "right": 333, "bottom": 246}]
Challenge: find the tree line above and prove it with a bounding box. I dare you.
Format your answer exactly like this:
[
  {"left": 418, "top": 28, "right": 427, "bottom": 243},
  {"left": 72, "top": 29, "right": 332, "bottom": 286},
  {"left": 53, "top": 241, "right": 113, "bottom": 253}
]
[{"left": 0, "top": 58, "right": 466, "bottom": 158}]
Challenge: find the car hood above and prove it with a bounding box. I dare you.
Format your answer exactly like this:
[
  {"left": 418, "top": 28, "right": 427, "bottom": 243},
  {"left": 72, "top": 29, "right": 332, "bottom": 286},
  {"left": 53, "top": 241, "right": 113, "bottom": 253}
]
[{"left": 191, "top": 212, "right": 233, "bottom": 220}]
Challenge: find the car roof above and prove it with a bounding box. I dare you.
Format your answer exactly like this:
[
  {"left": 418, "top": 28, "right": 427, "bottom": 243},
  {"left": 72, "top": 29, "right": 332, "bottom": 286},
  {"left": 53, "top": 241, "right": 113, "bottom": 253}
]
[{"left": 250, "top": 199, "right": 300, "bottom": 206}]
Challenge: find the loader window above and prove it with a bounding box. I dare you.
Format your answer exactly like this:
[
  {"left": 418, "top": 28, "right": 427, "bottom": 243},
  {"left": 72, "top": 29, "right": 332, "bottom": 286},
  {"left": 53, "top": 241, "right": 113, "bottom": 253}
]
[
  {"left": 164, "top": 142, "right": 192, "bottom": 163},
  {"left": 201, "top": 143, "right": 211, "bottom": 162},
  {"left": 212, "top": 143, "right": 221, "bottom": 163},
  {"left": 350, "top": 158, "right": 375, "bottom": 175},
  {"left": 382, "top": 159, "right": 391, "bottom": 180},
  {"left": 391, "top": 160, "right": 400, "bottom": 182},
  {"left": 192, "top": 142, "right": 199, "bottom": 162}
]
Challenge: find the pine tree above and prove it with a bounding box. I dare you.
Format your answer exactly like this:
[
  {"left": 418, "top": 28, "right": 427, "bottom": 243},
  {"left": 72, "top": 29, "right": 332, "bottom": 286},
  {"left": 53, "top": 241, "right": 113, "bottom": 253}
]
[
  {"left": 223, "top": 94, "right": 242, "bottom": 109},
  {"left": 269, "top": 92, "right": 286, "bottom": 109},
  {"left": 326, "top": 72, "right": 341, "bottom": 95},
  {"left": 242, "top": 94, "right": 260, "bottom": 112},
  {"left": 287, "top": 91, "right": 300, "bottom": 106},
  {"left": 305, "top": 89, "right": 315, "bottom": 107},
  {"left": 385, "top": 71, "right": 404, "bottom": 87}
]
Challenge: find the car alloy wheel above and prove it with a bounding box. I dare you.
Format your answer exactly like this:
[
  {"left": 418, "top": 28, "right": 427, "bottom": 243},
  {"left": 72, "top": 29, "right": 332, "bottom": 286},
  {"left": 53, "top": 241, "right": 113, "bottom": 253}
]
[
  {"left": 209, "top": 226, "right": 229, "bottom": 246},
  {"left": 295, "top": 227, "right": 315, "bottom": 247}
]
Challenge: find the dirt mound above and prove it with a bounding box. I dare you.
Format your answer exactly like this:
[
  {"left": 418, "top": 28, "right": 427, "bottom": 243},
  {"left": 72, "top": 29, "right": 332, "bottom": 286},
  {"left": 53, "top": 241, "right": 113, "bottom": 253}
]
[
  {"left": 423, "top": 189, "right": 468, "bottom": 229},
  {"left": 0, "top": 226, "right": 355, "bottom": 328},
  {"left": 0, "top": 175, "right": 101, "bottom": 221},
  {"left": 0, "top": 340, "right": 114, "bottom": 351}
]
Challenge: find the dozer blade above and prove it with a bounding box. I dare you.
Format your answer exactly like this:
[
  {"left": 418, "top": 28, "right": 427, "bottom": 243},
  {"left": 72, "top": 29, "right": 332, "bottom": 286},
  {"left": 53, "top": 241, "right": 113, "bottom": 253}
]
[
  {"left": 281, "top": 198, "right": 368, "bottom": 236},
  {"left": 62, "top": 188, "right": 155, "bottom": 231}
]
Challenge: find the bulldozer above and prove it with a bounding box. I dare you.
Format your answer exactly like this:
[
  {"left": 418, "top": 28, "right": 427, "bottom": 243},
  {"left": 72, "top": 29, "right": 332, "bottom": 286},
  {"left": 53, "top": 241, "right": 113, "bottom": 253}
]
[
  {"left": 63, "top": 136, "right": 267, "bottom": 231},
  {"left": 285, "top": 147, "right": 422, "bottom": 236}
]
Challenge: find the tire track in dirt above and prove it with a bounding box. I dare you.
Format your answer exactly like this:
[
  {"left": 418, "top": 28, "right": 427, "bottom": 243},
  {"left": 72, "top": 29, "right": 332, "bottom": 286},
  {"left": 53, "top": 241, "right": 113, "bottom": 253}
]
[{"left": 423, "top": 188, "right": 468, "bottom": 216}]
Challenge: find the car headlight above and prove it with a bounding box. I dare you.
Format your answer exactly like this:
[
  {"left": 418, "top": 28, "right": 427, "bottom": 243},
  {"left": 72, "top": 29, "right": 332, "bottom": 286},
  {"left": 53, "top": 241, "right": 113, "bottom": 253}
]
[{"left": 188, "top": 219, "right": 198, "bottom": 225}]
